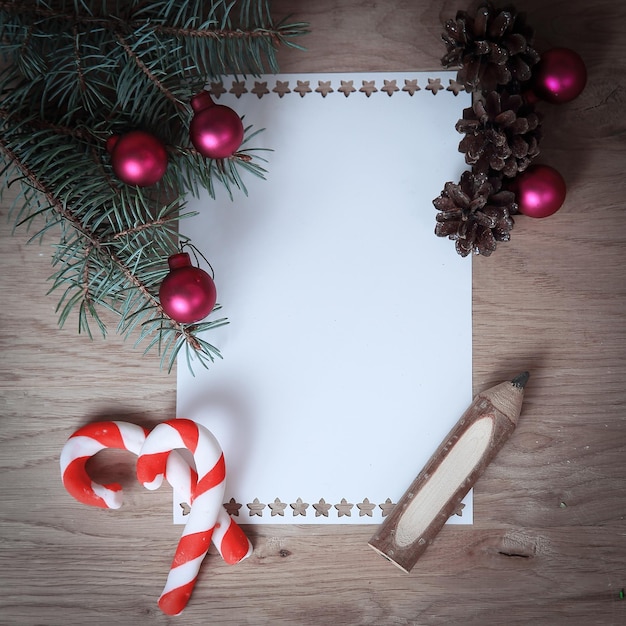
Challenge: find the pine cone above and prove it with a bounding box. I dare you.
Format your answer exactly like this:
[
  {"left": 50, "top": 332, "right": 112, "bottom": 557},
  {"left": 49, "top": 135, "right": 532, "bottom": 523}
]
[
  {"left": 441, "top": 2, "right": 540, "bottom": 92},
  {"left": 456, "top": 90, "right": 542, "bottom": 177},
  {"left": 433, "top": 171, "right": 517, "bottom": 257}
]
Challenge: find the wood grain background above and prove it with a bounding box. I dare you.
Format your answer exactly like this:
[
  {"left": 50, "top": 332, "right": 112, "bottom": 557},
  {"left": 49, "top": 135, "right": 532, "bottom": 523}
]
[{"left": 1, "top": 1, "right": 625, "bottom": 624}]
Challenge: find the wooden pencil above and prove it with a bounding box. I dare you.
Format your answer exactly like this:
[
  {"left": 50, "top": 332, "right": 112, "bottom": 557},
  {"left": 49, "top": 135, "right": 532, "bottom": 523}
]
[{"left": 368, "top": 372, "right": 529, "bottom": 573}]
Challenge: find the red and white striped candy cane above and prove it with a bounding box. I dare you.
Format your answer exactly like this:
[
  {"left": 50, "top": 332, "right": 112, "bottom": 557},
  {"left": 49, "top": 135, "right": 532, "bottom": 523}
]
[
  {"left": 60, "top": 421, "right": 148, "bottom": 509},
  {"left": 137, "top": 418, "right": 229, "bottom": 616},
  {"left": 165, "top": 451, "right": 252, "bottom": 565},
  {"left": 60, "top": 420, "right": 251, "bottom": 567}
]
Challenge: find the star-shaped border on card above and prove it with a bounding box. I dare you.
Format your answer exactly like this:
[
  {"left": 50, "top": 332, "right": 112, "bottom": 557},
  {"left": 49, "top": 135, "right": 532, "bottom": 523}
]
[
  {"left": 223, "top": 498, "right": 242, "bottom": 516},
  {"left": 356, "top": 498, "right": 376, "bottom": 517},
  {"left": 209, "top": 82, "right": 226, "bottom": 98},
  {"left": 294, "top": 80, "right": 312, "bottom": 97},
  {"left": 247, "top": 498, "right": 265, "bottom": 517},
  {"left": 338, "top": 80, "right": 356, "bottom": 97},
  {"left": 252, "top": 81, "right": 269, "bottom": 99},
  {"left": 229, "top": 80, "right": 248, "bottom": 98},
  {"left": 359, "top": 80, "right": 377, "bottom": 97},
  {"left": 379, "top": 498, "right": 395, "bottom": 517},
  {"left": 268, "top": 498, "right": 287, "bottom": 516},
  {"left": 381, "top": 79, "right": 399, "bottom": 96},
  {"left": 447, "top": 79, "right": 465, "bottom": 96},
  {"left": 273, "top": 80, "right": 291, "bottom": 97},
  {"left": 335, "top": 498, "right": 354, "bottom": 517},
  {"left": 290, "top": 497, "right": 309, "bottom": 516},
  {"left": 313, "top": 498, "right": 332, "bottom": 517},
  {"left": 315, "top": 80, "right": 333, "bottom": 97},
  {"left": 426, "top": 77, "right": 444, "bottom": 95},
  {"left": 402, "top": 79, "right": 420, "bottom": 96}
]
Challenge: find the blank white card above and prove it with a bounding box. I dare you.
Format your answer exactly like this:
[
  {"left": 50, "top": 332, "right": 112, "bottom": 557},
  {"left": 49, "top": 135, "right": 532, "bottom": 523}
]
[{"left": 176, "top": 72, "right": 472, "bottom": 524}]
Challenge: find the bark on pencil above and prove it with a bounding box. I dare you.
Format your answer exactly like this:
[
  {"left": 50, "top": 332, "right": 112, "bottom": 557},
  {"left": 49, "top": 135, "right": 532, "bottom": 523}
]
[{"left": 368, "top": 372, "right": 529, "bottom": 573}]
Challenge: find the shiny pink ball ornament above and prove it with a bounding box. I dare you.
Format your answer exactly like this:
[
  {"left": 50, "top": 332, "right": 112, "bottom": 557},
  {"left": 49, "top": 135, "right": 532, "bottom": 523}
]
[
  {"left": 189, "top": 91, "right": 244, "bottom": 159},
  {"left": 532, "top": 48, "right": 587, "bottom": 104},
  {"left": 159, "top": 253, "right": 217, "bottom": 324},
  {"left": 106, "top": 130, "right": 168, "bottom": 186},
  {"left": 513, "top": 164, "right": 567, "bottom": 218}
]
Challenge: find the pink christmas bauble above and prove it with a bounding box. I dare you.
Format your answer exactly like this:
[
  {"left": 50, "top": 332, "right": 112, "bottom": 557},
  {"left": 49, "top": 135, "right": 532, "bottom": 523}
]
[
  {"left": 532, "top": 48, "right": 587, "bottom": 104},
  {"left": 513, "top": 164, "right": 567, "bottom": 218},
  {"left": 189, "top": 91, "right": 244, "bottom": 159},
  {"left": 106, "top": 130, "right": 168, "bottom": 186},
  {"left": 159, "top": 252, "right": 217, "bottom": 324}
]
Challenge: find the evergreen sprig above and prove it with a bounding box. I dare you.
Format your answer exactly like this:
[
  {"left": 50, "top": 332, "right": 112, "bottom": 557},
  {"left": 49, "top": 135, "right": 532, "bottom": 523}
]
[{"left": 0, "top": 0, "right": 308, "bottom": 371}]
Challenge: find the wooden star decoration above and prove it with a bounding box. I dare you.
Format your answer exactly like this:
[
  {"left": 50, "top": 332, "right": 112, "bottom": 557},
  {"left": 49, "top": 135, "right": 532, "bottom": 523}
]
[
  {"left": 251, "top": 81, "right": 269, "bottom": 98},
  {"left": 229, "top": 80, "right": 248, "bottom": 98},
  {"left": 356, "top": 498, "right": 376, "bottom": 517},
  {"left": 290, "top": 497, "right": 309, "bottom": 516},
  {"left": 223, "top": 498, "right": 242, "bottom": 516},
  {"left": 454, "top": 502, "right": 466, "bottom": 517},
  {"left": 209, "top": 82, "right": 226, "bottom": 98},
  {"left": 247, "top": 498, "right": 266, "bottom": 517},
  {"left": 402, "top": 79, "right": 420, "bottom": 95},
  {"left": 359, "top": 80, "right": 377, "bottom": 97},
  {"left": 446, "top": 79, "right": 465, "bottom": 96},
  {"left": 381, "top": 79, "right": 399, "bottom": 96},
  {"left": 268, "top": 498, "right": 287, "bottom": 516},
  {"left": 338, "top": 80, "right": 356, "bottom": 97},
  {"left": 179, "top": 501, "right": 191, "bottom": 516},
  {"left": 315, "top": 80, "right": 333, "bottom": 97},
  {"left": 313, "top": 498, "right": 332, "bottom": 517},
  {"left": 294, "top": 80, "right": 312, "bottom": 97},
  {"left": 379, "top": 498, "right": 395, "bottom": 517},
  {"left": 426, "top": 77, "right": 444, "bottom": 95},
  {"left": 335, "top": 498, "right": 354, "bottom": 517},
  {"left": 273, "top": 80, "right": 291, "bottom": 97}
]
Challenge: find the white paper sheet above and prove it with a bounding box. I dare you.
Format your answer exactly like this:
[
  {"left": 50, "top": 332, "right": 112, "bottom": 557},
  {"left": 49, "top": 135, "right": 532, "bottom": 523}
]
[{"left": 176, "top": 72, "right": 472, "bottom": 524}]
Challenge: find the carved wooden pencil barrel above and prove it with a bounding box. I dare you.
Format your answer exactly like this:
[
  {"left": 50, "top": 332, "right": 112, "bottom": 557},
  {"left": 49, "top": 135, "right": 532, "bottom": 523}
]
[{"left": 368, "top": 372, "right": 529, "bottom": 573}]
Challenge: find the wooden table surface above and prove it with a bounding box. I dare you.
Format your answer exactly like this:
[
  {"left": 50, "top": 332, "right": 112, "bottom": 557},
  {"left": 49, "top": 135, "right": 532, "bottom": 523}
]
[{"left": 1, "top": 1, "right": 625, "bottom": 624}]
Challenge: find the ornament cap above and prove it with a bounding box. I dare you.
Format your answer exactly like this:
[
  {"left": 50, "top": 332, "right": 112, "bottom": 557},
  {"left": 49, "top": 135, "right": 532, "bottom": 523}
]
[
  {"left": 105, "top": 134, "right": 120, "bottom": 154},
  {"left": 191, "top": 91, "right": 215, "bottom": 112},
  {"left": 167, "top": 252, "right": 192, "bottom": 270}
]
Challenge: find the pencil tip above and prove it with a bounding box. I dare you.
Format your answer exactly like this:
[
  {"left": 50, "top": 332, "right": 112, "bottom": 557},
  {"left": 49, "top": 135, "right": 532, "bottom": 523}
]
[{"left": 512, "top": 371, "right": 530, "bottom": 389}]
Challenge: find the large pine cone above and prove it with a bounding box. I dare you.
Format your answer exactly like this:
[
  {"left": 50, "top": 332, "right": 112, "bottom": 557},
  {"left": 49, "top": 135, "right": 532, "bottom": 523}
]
[
  {"left": 441, "top": 2, "right": 540, "bottom": 92},
  {"left": 456, "top": 90, "right": 542, "bottom": 177},
  {"left": 433, "top": 170, "right": 517, "bottom": 257}
]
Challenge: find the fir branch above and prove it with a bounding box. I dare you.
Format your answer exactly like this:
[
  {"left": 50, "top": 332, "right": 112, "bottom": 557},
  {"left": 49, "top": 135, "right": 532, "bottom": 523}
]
[
  {"left": 0, "top": 136, "right": 200, "bottom": 349},
  {"left": 112, "top": 215, "right": 180, "bottom": 240},
  {"left": 0, "top": 1, "right": 307, "bottom": 46},
  {"left": 114, "top": 28, "right": 186, "bottom": 112},
  {"left": 0, "top": 0, "right": 307, "bottom": 372}
]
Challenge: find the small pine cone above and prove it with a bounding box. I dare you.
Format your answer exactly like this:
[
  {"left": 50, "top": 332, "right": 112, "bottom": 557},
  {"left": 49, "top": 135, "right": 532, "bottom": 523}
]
[
  {"left": 456, "top": 90, "right": 542, "bottom": 177},
  {"left": 441, "top": 2, "right": 540, "bottom": 92},
  {"left": 433, "top": 170, "right": 517, "bottom": 257}
]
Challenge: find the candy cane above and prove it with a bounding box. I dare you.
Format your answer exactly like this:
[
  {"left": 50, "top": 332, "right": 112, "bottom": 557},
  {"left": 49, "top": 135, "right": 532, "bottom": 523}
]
[
  {"left": 137, "top": 418, "right": 230, "bottom": 616},
  {"left": 165, "top": 451, "right": 252, "bottom": 566},
  {"left": 60, "top": 421, "right": 148, "bottom": 509},
  {"left": 60, "top": 420, "right": 251, "bottom": 566}
]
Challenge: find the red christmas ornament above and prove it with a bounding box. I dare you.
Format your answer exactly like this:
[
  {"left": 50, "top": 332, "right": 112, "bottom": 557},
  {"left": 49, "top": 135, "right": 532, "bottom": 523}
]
[
  {"left": 532, "top": 48, "right": 587, "bottom": 104},
  {"left": 159, "top": 252, "right": 217, "bottom": 324},
  {"left": 189, "top": 91, "right": 244, "bottom": 159},
  {"left": 512, "top": 164, "right": 567, "bottom": 218},
  {"left": 106, "top": 130, "right": 168, "bottom": 186}
]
